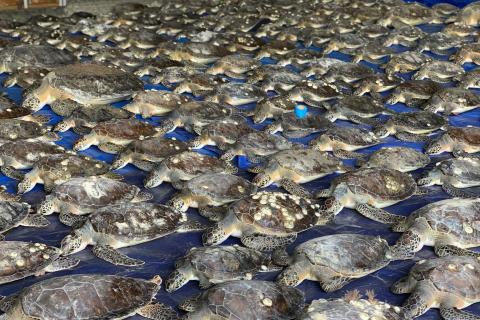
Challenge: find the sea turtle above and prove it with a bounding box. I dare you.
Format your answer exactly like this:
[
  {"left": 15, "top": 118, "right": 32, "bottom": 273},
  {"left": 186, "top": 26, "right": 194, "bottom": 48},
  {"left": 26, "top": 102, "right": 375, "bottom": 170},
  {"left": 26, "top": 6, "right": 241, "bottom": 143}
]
[
  {"left": 274, "top": 234, "right": 391, "bottom": 291},
  {"left": 178, "top": 280, "right": 304, "bottom": 319},
  {"left": 150, "top": 66, "right": 201, "bottom": 86},
  {"left": 60, "top": 202, "right": 204, "bottom": 266},
  {"left": 0, "top": 241, "right": 79, "bottom": 284},
  {"left": 300, "top": 58, "right": 347, "bottom": 78},
  {"left": 144, "top": 151, "right": 237, "bottom": 188},
  {"left": 374, "top": 111, "right": 448, "bottom": 142},
  {"left": 166, "top": 42, "right": 231, "bottom": 64},
  {"left": 0, "top": 201, "right": 49, "bottom": 239},
  {"left": 309, "top": 126, "right": 381, "bottom": 159},
  {"left": 263, "top": 112, "right": 333, "bottom": 138},
  {"left": 206, "top": 54, "right": 260, "bottom": 79},
  {"left": 323, "top": 33, "right": 366, "bottom": 54},
  {"left": 205, "top": 82, "right": 265, "bottom": 106},
  {"left": 173, "top": 73, "right": 227, "bottom": 97},
  {"left": 413, "top": 61, "right": 465, "bottom": 82},
  {"left": 165, "top": 245, "right": 274, "bottom": 292},
  {"left": 387, "top": 198, "right": 480, "bottom": 260},
  {"left": 357, "top": 147, "right": 430, "bottom": 172},
  {"left": 111, "top": 136, "right": 188, "bottom": 171},
  {"left": 202, "top": 191, "right": 329, "bottom": 250},
  {"left": 251, "top": 95, "right": 297, "bottom": 124},
  {"left": 353, "top": 73, "right": 402, "bottom": 100},
  {"left": 251, "top": 149, "right": 349, "bottom": 198},
  {"left": 17, "top": 154, "right": 119, "bottom": 194},
  {"left": 247, "top": 65, "right": 303, "bottom": 93},
  {"left": 323, "top": 63, "right": 375, "bottom": 83},
  {"left": 0, "top": 274, "right": 178, "bottom": 320},
  {"left": 351, "top": 40, "right": 395, "bottom": 64},
  {"left": 3, "top": 66, "right": 49, "bottom": 89},
  {"left": 22, "top": 63, "right": 144, "bottom": 112},
  {"left": 37, "top": 176, "right": 152, "bottom": 223},
  {"left": 386, "top": 80, "right": 443, "bottom": 107},
  {"left": 425, "top": 126, "right": 480, "bottom": 157},
  {"left": 72, "top": 118, "right": 161, "bottom": 153},
  {"left": 383, "top": 51, "right": 432, "bottom": 78},
  {"left": 287, "top": 80, "right": 341, "bottom": 107},
  {"left": 451, "top": 43, "right": 480, "bottom": 65},
  {"left": 443, "top": 23, "right": 477, "bottom": 37},
  {"left": 417, "top": 157, "right": 480, "bottom": 198},
  {"left": 391, "top": 255, "right": 480, "bottom": 319},
  {"left": 457, "top": 69, "right": 480, "bottom": 89},
  {"left": 122, "top": 90, "right": 191, "bottom": 118},
  {"left": 0, "top": 119, "right": 59, "bottom": 146},
  {"left": 422, "top": 87, "right": 480, "bottom": 115},
  {"left": 451, "top": 1, "right": 480, "bottom": 25},
  {"left": 378, "top": 2, "right": 439, "bottom": 26},
  {"left": 0, "top": 95, "right": 48, "bottom": 123},
  {"left": 133, "top": 56, "right": 185, "bottom": 77},
  {"left": 255, "top": 39, "right": 296, "bottom": 59},
  {"left": 220, "top": 131, "right": 297, "bottom": 162},
  {"left": 416, "top": 32, "right": 465, "bottom": 55},
  {"left": 315, "top": 168, "right": 422, "bottom": 225}
]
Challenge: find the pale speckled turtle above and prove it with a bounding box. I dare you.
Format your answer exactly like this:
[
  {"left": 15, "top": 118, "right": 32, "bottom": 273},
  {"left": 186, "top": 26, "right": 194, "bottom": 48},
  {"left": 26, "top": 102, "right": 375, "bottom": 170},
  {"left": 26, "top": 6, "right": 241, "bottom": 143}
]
[
  {"left": 205, "top": 82, "right": 265, "bottom": 106},
  {"left": 60, "top": 202, "right": 204, "bottom": 266},
  {"left": 251, "top": 95, "right": 296, "bottom": 124},
  {"left": 288, "top": 80, "right": 341, "bottom": 107},
  {"left": 122, "top": 90, "right": 191, "bottom": 118},
  {"left": 220, "top": 131, "right": 297, "bottom": 163},
  {"left": 264, "top": 112, "right": 333, "bottom": 138},
  {"left": 391, "top": 255, "right": 480, "bottom": 320},
  {"left": 353, "top": 73, "right": 402, "bottom": 99},
  {"left": 386, "top": 80, "right": 443, "bottom": 107},
  {"left": 422, "top": 87, "right": 480, "bottom": 115},
  {"left": 451, "top": 43, "right": 480, "bottom": 65},
  {"left": 0, "top": 241, "right": 79, "bottom": 284},
  {"left": 22, "top": 63, "right": 143, "bottom": 112},
  {"left": 0, "top": 201, "right": 49, "bottom": 239},
  {"left": 309, "top": 126, "right": 381, "bottom": 159},
  {"left": 202, "top": 191, "right": 329, "bottom": 250},
  {"left": 316, "top": 168, "right": 422, "bottom": 225},
  {"left": 178, "top": 280, "right": 304, "bottom": 319},
  {"left": 324, "top": 95, "right": 394, "bottom": 125},
  {"left": 0, "top": 95, "right": 48, "bottom": 123},
  {"left": 275, "top": 234, "right": 390, "bottom": 291},
  {"left": 413, "top": 61, "right": 465, "bottom": 82},
  {"left": 173, "top": 73, "right": 227, "bottom": 97},
  {"left": 0, "top": 274, "right": 178, "bottom": 320},
  {"left": 425, "top": 126, "right": 480, "bottom": 156},
  {"left": 0, "top": 119, "right": 59, "bottom": 146},
  {"left": 251, "top": 149, "right": 349, "bottom": 198},
  {"left": 206, "top": 54, "right": 260, "bottom": 79},
  {"left": 17, "top": 154, "right": 120, "bottom": 194},
  {"left": 165, "top": 245, "right": 274, "bottom": 292},
  {"left": 358, "top": 147, "right": 430, "bottom": 172},
  {"left": 387, "top": 198, "right": 480, "bottom": 260},
  {"left": 417, "top": 157, "right": 480, "bottom": 198},
  {"left": 255, "top": 39, "right": 296, "bottom": 59},
  {"left": 144, "top": 151, "right": 237, "bottom": 189},
  {"left": 111, "top": 136, "right": 188, "bottom": 171},
  {"left": 374, "top": 111, "right": 448, "bottom": 142},
  {"left": 72, "top": 118, "right": 161, "bottom": 153},
  {"left": 443, "top": 23, "right": 477, "bottom": 37},
  {"left": 383, "top": 51, "right": 432, "bottom": 78}
]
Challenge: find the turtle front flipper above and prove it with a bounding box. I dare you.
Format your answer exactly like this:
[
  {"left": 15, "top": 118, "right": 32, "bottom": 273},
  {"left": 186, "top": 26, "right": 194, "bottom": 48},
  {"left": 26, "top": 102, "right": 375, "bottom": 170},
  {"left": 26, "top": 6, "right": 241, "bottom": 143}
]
[
  {"left": 356, "top": 203, "right": 407, "bottom": 225},
  {"left": 435, "top": 245, "right": 480, "bottom": 259},
  {"left": 59, "top": 212, "right": 87, "bottom": 227},
  {"left": 137, "top": 302, "right": 181, "bottom": 320},
  {"left": 1, "top": 167, "right": 24, "bottom": 180},
  {"left": 165, "top": 269, "right": 190, "bottom": 292},
  {"left": 0, "top": 293, "right": 19, "bottom": 313},
  {"left": 240, "top": 233, "right": 297, "bottom": 251},
  {"left": 179, "top": 293, "right": 202, "bottom": 312},
  {"left": 279, "top": 178, "right": 312, "bottom": 199},
  {"left": 440, "top": 307, "right": 480, "bottom": 320},
  {"left": 387, "top": 218, "right": 431, "bottom": 260},
  {"left": 276, "top": 260, "right": 310, "bottom": 287},
  {"left": 442, "top": 183, "right": 479, "bottom": 198},
  {"left": 452, "top": 150, "right": 480, "bottom": 159},
  {"left": 400, "top": 283, "right": 437, "bottom": 319},
  {"left": 44, "top": 256, "right": 80, "bottom": 272},
  {"left": 198, "top": 206, "right": 227, "bottom": 222},
  {"left": 132, "top": 160, "right": 156, "bottom": 172},
  {"left": 395, "top": 132, "right": 432, "bottom": 142},
  {"left": 264, "top": 121, "right": 282, "bottom": 135},
  {"left": 332, "top": 149, "right": 367, "bottom": 159},
  {"left": 98, "top": 142, "right": 125, "bottom": 154},
  {"left": 92, "top": 244, "right": 144, "bottom": 266},
  {"left": 20, "top": 214, "right": 49, "bottom": 227},
  {"left": 320, "top": 275, "right": 354, "bottom": 293}
]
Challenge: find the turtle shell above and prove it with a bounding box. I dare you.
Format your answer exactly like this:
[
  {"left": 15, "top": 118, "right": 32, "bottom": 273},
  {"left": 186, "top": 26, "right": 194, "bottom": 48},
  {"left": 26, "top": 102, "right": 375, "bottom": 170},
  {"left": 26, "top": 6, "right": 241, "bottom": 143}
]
[
  {"left": 35, "top": 154, "right": 110, "bottom": 180},
  {"left": 124, "top": 137, "right": 188, "bottom": 158},
  {"left": 195, "top": 280, "right": 304, "bottom": 319},
  {"left": 0, "top": 141, "right": 64, "bottom": 165},
  {"left": 93, "top": 119, "right": 157, "bottom": 140},
  {"left": 334, "top": 95, "right": 386, "bottom": 115},
  {"left": 0, "top": 96, "right": 31, "bottom": 119},
  {"left": 436, "top": 157, "right": 480, "bottom": 183},
  {"left": 0, "top": 119, "right": 48, "bottom": 141},
  {"left": 447, "top": 126, "right": 480, "bottom": 147},
  {"left": 51, "top": 177, "right": 140, "bottom": 210},
  {"left": 165, "top": 151, "right": 232, "bottom": 176},
  {"left": 200, "top": 118, "right": 254, "bottom": 142},
  {"left": 0, "top": 44, "right": 75, "bottom": 71},
  {"left": 231, "top": 192, "right": 320, "bottom": 234},
  {"left": 0, "top": 201, "right": 30, "bottom": 233},
  {"left": 390, "top": 111, "right": 447, "bottom": 130},
  {"left": 175, "top": 101, "right": 233, "bottom": 122},
  {"left": 235, "top": 131, "right": 294, "bottom": 154},
  {"left": 362, "top": 147, "right": 430, "bottom": 172},
  {"left": 279, "top": 113, "right": 332, "bottom": 132},
  {"left": 332, "top": 168, "right": 416, "bottom": 201},
  {"left": 325, "top": 126, "right": 379, "bottom": 146},
  {"left": 184, "top": 173, "right": 257, "bottom": 202},
  {"left": 69, "top": 105, "right": 132, "bottom": 123},
  {"left": 18, "top": 274, "right": 158, "bottom": 320},
  {"left": 211, "top": 83, "right": 264, "bottom": 100},
  {"left": 393, "top": 80, "right": 441, "bottom": 96},
  {"left": 0, "top": 241, "right": 59, "bottom": 284},
  {"left": 294, "top": 234, "right": 390, "bottom": 275},
  {"left": 268, "top": 149, "right": 344, "bottom": 176}
]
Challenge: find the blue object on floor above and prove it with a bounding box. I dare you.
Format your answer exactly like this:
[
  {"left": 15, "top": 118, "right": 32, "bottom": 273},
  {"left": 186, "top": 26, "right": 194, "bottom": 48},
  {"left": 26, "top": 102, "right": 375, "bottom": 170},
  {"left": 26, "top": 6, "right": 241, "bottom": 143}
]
[{"left": 294, "top": 104, "right": 308, "bottom": 119}]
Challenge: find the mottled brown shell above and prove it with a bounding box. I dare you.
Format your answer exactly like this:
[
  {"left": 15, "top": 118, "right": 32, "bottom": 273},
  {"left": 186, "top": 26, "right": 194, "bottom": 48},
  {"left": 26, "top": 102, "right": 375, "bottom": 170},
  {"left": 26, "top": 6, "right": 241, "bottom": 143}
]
[
  {"left": 269, "top": 149, "right": 344, "bottom": 176},
  {"left": 325, "top": 126, "right": 379, "bottom": 146},
  {"left": 0, "top": 44, "right": 75, "bottom": 71},
  {"left": 0, "top": 119, "right": 48, "bottom": 141},
  {"left": 165, "top": 151, "right": 231, "bottom": 175},
  {"left": 35, "top": 154, "right": 109, "bottom": 179},
  {"left": 0, "top": 201, "right": 30, "bottom": 232},
  {"left": 0, "top": 141, "right": 64, "bottom": 165},
  {"left": 125, "top": 137, "right": 188, "bottom": 158},
  {"left": 447, "top": 126, "right": 480, "bottom": 146},
  {"left": 0, "top": 97, "right": 31, "bottom": 119},
  {"left": 93, "top": 119, "right": 157, "bottom": 140},
  {"left": 184, "top": 173, "right": 257, "bottom": 202}
]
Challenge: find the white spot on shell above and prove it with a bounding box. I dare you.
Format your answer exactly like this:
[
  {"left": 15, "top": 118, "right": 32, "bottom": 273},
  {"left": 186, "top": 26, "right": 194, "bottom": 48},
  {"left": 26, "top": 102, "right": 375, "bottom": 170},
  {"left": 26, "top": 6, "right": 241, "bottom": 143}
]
[
  {"left": 262, "top": 298, "right": 272, "bottom": 307},
  {"left": 16, "top": 259, "right": 25, "bottom": 267}
]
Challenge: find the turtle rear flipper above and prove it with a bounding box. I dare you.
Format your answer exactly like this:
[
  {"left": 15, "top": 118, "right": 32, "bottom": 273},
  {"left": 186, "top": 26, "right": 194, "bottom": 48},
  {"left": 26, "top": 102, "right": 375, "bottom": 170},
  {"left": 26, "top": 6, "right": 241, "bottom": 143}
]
[
  {"left": 21, "top": 214, "right": 49, "bottom": 227},
  {"left": 442, "top": 183, "right": 479, "bottom": 198},
  {"left": 44, "top": 256, "right": 80, "bottom": 272},
  {"left": 241, "top": 233, "right": 297, "bottom": 252},
  {"left": 435, "top": 245, "right": 480, "bottom": 259},
  {"left": 440, "top": 307, "right": 480, "bottom": 320},
  {"left": 321, "top": 275, "right": 354, "bottom": 293},
  {"left": 356, "top": 203, "right": 407, "bottom": 225},
  {"left": 59, "top": 212, "right": 87, "bottom": 227},
  {"left": 279, "top": 178, "right": 312, "bottom": 199},
  {"left": 198, "top": 206, "right": 226, "bottom": 222},
  {"left": 137, "top": 302, "right": 181, "bottom": 320},
  {"left": 101, "top": 172, "right": 123, "bottom": 181},
  {"left": 92, "top": 244, "right": 144, "bottom": 266},
  {"left": 178, "top": 220, "right": 206, "bottom": 232}
]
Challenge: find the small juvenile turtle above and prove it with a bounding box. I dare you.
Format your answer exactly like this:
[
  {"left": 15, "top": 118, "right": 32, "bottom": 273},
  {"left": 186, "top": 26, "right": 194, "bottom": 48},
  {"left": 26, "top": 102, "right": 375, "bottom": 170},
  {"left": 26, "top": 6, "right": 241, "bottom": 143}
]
[
  {"left": 450, "top": 43, "right": 480, "bottom": 65},
  {"left": 287, "top": 80, "right": 341, "bottom": 107},
  {"left": 252, "top": 95, "right": 297, "bottom": 124},
  {"left": 0, "top": 201, "right": 49, "bottom": 239},
  {"left": 0, "top": 241, "right": 79, "bottom": 284},
  {"left": 275, "top": 234, "right": 390, "bottom": 291},
  {"left": 457, "top": 69, "right": 480, "bottom": 89},
  {"left": 38, "top": 176, "right": 152, "bottom": 222},
  {"left": 378, "top": 3, "right": 439, "bottom": 26},
  {"left": 264, "top": 112, "right": 333, "bottom": 138},
  {"left": 247, "top": 65, "right": 303, "bottom": 93},
  {"left": 220, "top": 131, "right": 296, "bottom": 162},
  {"left": 150, "top": 66, "right": 201, "bottom": 86},
  {"left": 425, "top": 126, "right": 480, "bottom": 156},
  {"left": 133, "top": 56, "right": 185, "bottom": 77},
  {"left": 144, "top": 151, "right": 237, "bottom": 188},
  {"left": 374, "top": 111, "right": 448, "bottom": 142},
  {"left": 351, "top": 40, "right": 395, "bottom": 64},
  {"left": 323, "top": 63, "right": 375, "bottom": 83},
  {"left": 353, "top": 74, "right": 402, "bottom": 99},
  {"left": 422, "top": 87, "right": 480, "bottom": 115},
  {"left": 0, "top": 119, "right": 58, "bottom": 146},
  {"left": 383, "top": 51, "right": 432, "bottom": 78},
  {"left": 276, "top": 49, "right": 324, "bottom": 68},
  {"left": 60, "top": 202, "right": 203, "bottom": 266},
  {"left": 202, "top": 191, "right": 329, "bottom": 250},
  {"left": 251, "top": 149, "right": 349, "bottom": 198},
  {"left": 0, "top": 96, "right": 48, "bottom": 123},
  {"left": 358, "top": 147, "right": 430, "bottom": 172},
  {"left": 166, "top": 245, "right": 273, "bottom": 292},
  {"left": 391, "top": 255, "right": 480, "bottom": 319},
  {"left": 387, "top": 198, "right": 480, "bottom": 260},
  {"left": 0, "top": 274, "right": 177, "bottom": 319},
  {"left": 309, "top": 126, "right": 381, "bottom": 159},
  {"left": 22, "top": 63, "right": 144, "bottom": 112},
  {"left": 178, "top": 280, "right": 304, "bottom": 319},
  {"left": 300, "top": 58, "right": 347, "bottom": 78},
  {"left": 173, "top": 73, "right": 227, "bottom": 96},
  {"left": 443, "top": 23, "right": 478, "bottom": 37},
  {"left": 111, "top": 137, "right": 188, "bottom": 171},
  {"left": 323, "top": 33, "right": 367, "bottom": 54},
  {"left": 3, "top": 66, "right": 49, "bottom": 88},
  {"left": 386, "top": 80, "right": 443, "bottom": 107},
  {"left": 413, "top": 61, "right": 465, "bottom": 82},
  {"left": 122, "top": 90, "right": 191, "bottom": 118},
  {"left": 315, "top": 168, "right": 421, "bottom": 224},
  {"left": 417, "top": 157, "right": 480, "bottom": 198},
  {"left": 453, "top": 1, "right": 480, "bottom": 26},
  {"left": 72, "top": 118, "right": 161, "bottom": 153},
  {"left": 206, "top": 54, "right": 260, "bottom": 79},
  {"left": 255, "top": 39, "right": 296, "bottom": 59},
  {"left": 324, "top": 95, "right": 394, "bottom": 125},
  {"left": 205, "top": 82, "right": 265, "bottom": 106},
  {"left": 416, "top": 32, "right": 465, "bottom": 55}
]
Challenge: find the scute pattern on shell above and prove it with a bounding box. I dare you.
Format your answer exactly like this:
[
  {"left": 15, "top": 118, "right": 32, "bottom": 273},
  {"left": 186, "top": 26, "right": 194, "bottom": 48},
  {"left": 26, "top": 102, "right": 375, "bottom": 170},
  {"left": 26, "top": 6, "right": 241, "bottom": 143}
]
[
  {"left": 0, "top": 201, "right": 30, "bottom": 232},
  {"left": 186, "top": 173, "right": 256, "bottom": 200},
  {"left": 165, "top": 152, "right": 230, "bottom": 175},
  {"left": 447, "top": 126, "right": 480, "bottom": 146},
  {"left": 269, "top": 149, "right": 343, "bottom": 175},
  {"left": 93, "top": 119, "right": 157, "bottom": 140}
]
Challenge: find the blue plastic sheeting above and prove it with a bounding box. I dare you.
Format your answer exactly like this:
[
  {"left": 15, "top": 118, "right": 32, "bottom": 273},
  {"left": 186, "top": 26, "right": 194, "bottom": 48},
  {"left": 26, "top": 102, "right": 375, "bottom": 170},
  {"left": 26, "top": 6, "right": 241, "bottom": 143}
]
[
  {"left": 0, "top": 10, "right": 479, "bottom": 320},
  {"left": 411, "top": 0, "right": 476, "bottom": 7}
]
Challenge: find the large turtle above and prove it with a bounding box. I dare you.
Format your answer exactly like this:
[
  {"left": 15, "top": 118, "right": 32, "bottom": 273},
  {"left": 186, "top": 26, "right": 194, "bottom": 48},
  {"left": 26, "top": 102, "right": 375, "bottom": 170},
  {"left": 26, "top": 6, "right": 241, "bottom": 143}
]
[
  {"left": 315, "top": 168, "right": 423, "bottom": 225},
  {"left": 0, "top": 274, "right": 178, "bottom": 320},
  {"left": 0, "top": 96, "right": 48, "bottom": 123},
  {"left": 0, "top": 119, "right": 59, "bottom": 146},
  {"left": 122, "top": 90, "right": 192, "bottom": 118},
  {"left": 0, "top": 241, "right": 79, "bottom": 284},
  {"left": 275, "top": 234, "right": 391, "bottom": 292},
  {"left": 60, "top": 202, "right": 204, "bottom": 266},
  {"left": 165, "top": 245, "right": 274, "bottom": 292},
  {"left": 0, "top": 201, "right": 49, "bottom": 239},
  {"left": 202, "top": 191, "right": 330, "bottom": 251},
  {"left": 357, "top": 147, "right": 431, "bottom": 172},
  {"left": 178, "top": 280, "right": 304, "bottom": 319},
  {"left": 392, "top": 255, "right": 480, "bottom": 319},
  {"left": 22, "top": 63, "right": 143, "bottom": 112},
  {"left": 263, "top": 112, "right": 333, "bottom": 139},
  {"left": 425, "top": 126, "right": 480, "bottom": 157}
]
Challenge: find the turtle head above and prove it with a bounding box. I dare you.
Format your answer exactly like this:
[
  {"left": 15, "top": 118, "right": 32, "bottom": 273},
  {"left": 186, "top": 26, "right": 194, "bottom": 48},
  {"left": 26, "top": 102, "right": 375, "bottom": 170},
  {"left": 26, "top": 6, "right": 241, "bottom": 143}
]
[
  {"left": 188, "top": 136, "right": 207, "bottom": 149},
  {"left": 73, "top": 134, "right": 96, "bottom": 151},
  {"left": 391, "top": 275, "right": 417, "bottom": 294},
  {"left": 165, "top": 268, "right": 190, "bottom": 293},
  {"left": 416, "top": 170, "right": 437, "bottom": 186},
  {"left": 110, "top": 153, "right": 132, "bottom": 170},
  {"left": 252, "top": 103, "right": 270, "bottom": 124},
  {"left": 167, "top": 196, "right": 190, "bottom": 212},
  {"left": 424, "top": 139, "right": 443, "bottom": 155},
  {"left": 53, "top": 118, "right": 76, "bottom": 132},
  {"left": 202, "top": 221, "right": 232, "bottom": 246},
  {"left": 122, "top": 102, "right": 140, "bottom": 114},
  {"left": 38, "top": 196, "right": 58, "bottom": 215},
  {"left": 252, "top": 173, "right": 274, "bottom": 188},
  {"left": 22, "top": 91, "right": 44, "bottom": 112},
  {"left": 17, "top": 174, "right": 38, "bottom": 194},
  {"left": 373, "top": 125, "right": 390, "bottom": 139},
  {"left": 60, "top": 230, "right": 89, "bottom": 256},
  {"left": 144, "top": 168, "right": 166, "bottom": 188}
]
